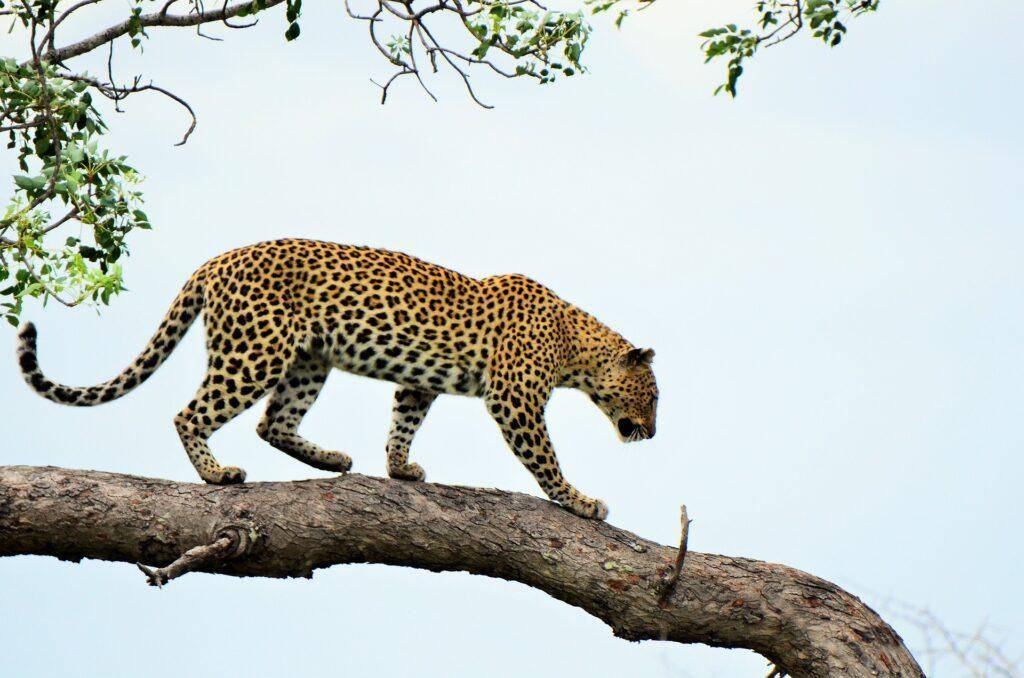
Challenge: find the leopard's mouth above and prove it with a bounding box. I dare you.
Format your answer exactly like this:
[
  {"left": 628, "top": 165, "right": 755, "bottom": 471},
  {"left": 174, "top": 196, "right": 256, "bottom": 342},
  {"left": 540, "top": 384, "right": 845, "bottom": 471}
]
[{"left": 617, "top": 418, "right": 651, "bottom": 443}]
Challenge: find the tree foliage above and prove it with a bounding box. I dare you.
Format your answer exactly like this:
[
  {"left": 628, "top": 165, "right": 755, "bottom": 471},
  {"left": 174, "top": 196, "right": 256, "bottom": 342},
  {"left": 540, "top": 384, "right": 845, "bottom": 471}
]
[
  {"left": 0, "top": 0, "right": 879, "bottom": 325},
  {"left": 699, "top": 0, "right": 879, "bottom": 97}
]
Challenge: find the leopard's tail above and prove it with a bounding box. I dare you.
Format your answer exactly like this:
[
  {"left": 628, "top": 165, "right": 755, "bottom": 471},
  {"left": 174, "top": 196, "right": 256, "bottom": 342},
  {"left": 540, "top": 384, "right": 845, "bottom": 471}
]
[{"left": 16, "top": 274, "right": 205, "bottom": 406}]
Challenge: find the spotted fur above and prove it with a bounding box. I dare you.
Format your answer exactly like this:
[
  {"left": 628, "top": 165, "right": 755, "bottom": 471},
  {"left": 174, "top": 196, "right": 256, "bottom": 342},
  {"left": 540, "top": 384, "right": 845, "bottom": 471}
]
[{"left": 16, "top": 239, "right": 658, "bottom": 519}]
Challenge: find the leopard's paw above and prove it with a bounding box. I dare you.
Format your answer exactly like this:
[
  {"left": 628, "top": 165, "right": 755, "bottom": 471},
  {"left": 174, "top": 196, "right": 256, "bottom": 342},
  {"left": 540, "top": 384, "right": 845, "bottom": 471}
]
[
  {"left": 388, "top": 462, "right": 426, "bottom": 482},
  {"left": 209, "top": 466, "right": 247, "bottom": 485},
  {"left": 565, "top": 497, "right": 608, "bottom": 521},
  {"left": 323, "top": 451, "right": 352, "bottom": 474}
]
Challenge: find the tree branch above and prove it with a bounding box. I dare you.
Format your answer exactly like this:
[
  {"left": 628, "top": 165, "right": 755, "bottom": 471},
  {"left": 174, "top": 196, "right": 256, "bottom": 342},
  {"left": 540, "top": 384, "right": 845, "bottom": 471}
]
[
  {"left": 42, "top": 0, "right": 289, "bottom": 64},
  {"left": 0, "top": 465, "right": 923, "bottom": 678}
]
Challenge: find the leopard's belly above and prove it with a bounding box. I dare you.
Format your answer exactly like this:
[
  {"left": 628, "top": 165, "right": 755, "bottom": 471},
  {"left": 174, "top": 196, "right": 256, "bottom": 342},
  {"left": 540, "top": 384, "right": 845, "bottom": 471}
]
[{"left": 312, "top": 323, "right": 488, "bottom": 396}]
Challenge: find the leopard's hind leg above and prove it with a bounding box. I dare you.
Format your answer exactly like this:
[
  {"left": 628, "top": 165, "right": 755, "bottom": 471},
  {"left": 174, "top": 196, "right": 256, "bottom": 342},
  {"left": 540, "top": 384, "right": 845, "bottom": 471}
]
[
  {"left": 174, "top": 309, "right": 293, "bottom": 484},
  {"left": 256, "top": 350, "right": 352, "bottom": 473},
  {"left": 174, "top": 373, "right": 280, "bottom": 484}
]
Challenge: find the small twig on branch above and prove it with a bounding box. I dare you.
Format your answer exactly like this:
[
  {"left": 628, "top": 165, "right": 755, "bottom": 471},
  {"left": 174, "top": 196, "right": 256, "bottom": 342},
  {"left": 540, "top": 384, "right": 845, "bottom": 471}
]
[
  {"left": 43, "top": 0, "right": 104, "bottom": 51},
  {"left": 41, "top": 206, "right": 80, "bottom": 234},
  {"left": 136, "top": 526, "right": 254, "bottom": 587},
  {"left": 159, "top": 0, "right": 182, "bottom": 18},
  {"left": 0, "top": 121, "right": 44, "bottom": 132},
  {"left": 146, "top": 83, "right": 198, "bottom": 145},
  {"left": 760, "top": 2, "right": 804, "bottom": 49},
  {"left": 221, "top": 0, "right": 258, "bottom": 29},
  {"left": 657, "top": 504, "right": 690, "bottom": 604},
  {"left": 59, "top": 73, "right": 198, "bottom": 145}
]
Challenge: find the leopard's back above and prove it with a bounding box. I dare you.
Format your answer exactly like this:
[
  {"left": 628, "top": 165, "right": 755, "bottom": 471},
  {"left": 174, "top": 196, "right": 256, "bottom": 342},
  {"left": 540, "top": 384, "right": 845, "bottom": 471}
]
[{"left": 198, "top": 239, "right": 503, "bottom": 395}]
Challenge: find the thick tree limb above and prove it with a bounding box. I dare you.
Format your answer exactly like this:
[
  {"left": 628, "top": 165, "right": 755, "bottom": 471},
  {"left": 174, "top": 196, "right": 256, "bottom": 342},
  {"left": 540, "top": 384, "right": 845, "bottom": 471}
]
[{"left": 0, "top": 465, "right": 923, "bottom": 677}]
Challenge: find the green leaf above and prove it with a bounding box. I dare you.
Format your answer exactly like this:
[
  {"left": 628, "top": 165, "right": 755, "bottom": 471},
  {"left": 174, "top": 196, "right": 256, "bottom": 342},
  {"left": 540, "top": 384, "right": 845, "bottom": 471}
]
[{"left": 13, "top": 175, "right": 41, "bottom": 190}]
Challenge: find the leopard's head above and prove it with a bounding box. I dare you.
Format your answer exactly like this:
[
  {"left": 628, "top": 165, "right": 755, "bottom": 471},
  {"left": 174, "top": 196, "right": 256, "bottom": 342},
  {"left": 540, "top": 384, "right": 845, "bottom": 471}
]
[{"left": 590, "top": 347, "right": 658, "bottom": 442}]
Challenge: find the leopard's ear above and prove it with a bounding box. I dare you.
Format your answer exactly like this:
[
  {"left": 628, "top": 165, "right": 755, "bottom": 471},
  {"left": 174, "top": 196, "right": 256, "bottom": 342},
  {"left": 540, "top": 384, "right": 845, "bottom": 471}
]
[{"left": 621, "top": 347, "right": 655, "bottom": 369}]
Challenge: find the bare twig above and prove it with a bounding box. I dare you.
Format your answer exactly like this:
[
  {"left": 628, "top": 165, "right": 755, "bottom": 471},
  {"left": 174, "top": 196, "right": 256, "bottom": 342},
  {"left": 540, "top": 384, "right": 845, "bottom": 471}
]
[
  {"left": 657, "top": 504, "right": 690, "bottom": 603},
  {"left": 43, "top": 0, "right": 104, "bottom": 51},
  {"left": 0, "top": 121, "right": 44, "bottom": 132},
  {"left": 41, "top": 206, "right": 79, "bottom": 234},
  {"left": 416, "top": 21, "right": 493, "bottom": 108},
  {"left": 760, "top": 3, "right": 803, "bottom": 50},
  {"left": 144, "top": 83, "right": 198, "bottom": 145},
  {"left": 159, "top": 0, "right": 182, "bottom": 18},
  {"left": 877, "top": 597, "right": 1022, "bottom": 677},
  {"left": 59, "top": 73, "right": 197, "bottom": 145},
  {"left": 221, "top": 0, "right": 258, "bottom": 29},
  {"left": 371, "top": 69, "right": 415, "bottom": 104},
  {"left": 136, "top": 534, "right": 240, "bottom": 587}
]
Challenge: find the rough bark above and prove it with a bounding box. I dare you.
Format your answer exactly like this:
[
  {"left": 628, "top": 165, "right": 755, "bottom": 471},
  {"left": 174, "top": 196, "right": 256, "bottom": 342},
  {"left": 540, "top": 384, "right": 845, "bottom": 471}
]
[{"left": 0, "top": 465, "right": 923, "bottom": 677}]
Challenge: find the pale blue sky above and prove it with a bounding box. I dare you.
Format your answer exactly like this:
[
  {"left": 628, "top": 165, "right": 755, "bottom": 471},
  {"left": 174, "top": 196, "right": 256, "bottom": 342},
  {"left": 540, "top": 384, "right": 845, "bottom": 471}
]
[{"left": 1, "top": 1, "right": 1022, "bottom": 675}]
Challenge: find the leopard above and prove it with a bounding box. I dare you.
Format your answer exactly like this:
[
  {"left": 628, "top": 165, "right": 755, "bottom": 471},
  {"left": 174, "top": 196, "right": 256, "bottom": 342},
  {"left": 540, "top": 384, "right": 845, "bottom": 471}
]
[{"left": 15, "top": 239, "right": 658, "bottom": 520}]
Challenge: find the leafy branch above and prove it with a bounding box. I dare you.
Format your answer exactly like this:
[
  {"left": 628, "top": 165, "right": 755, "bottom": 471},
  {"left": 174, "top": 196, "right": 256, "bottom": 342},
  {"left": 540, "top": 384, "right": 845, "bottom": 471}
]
[
  {"left": 0, "top": 40, "right": 145, "bottom": 326},
  {"left": 699, "top": 0, "right": 880, "bottom": 97}
]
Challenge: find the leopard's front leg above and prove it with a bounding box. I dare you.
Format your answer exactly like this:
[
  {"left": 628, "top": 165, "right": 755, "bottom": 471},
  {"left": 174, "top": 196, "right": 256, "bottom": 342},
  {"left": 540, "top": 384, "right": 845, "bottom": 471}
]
[
  {"left": 386, "top": 387, "right": 437, "bottom": 481},
  {"left": 484, "top": 385, "right": 608, "bottom": 520}
]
